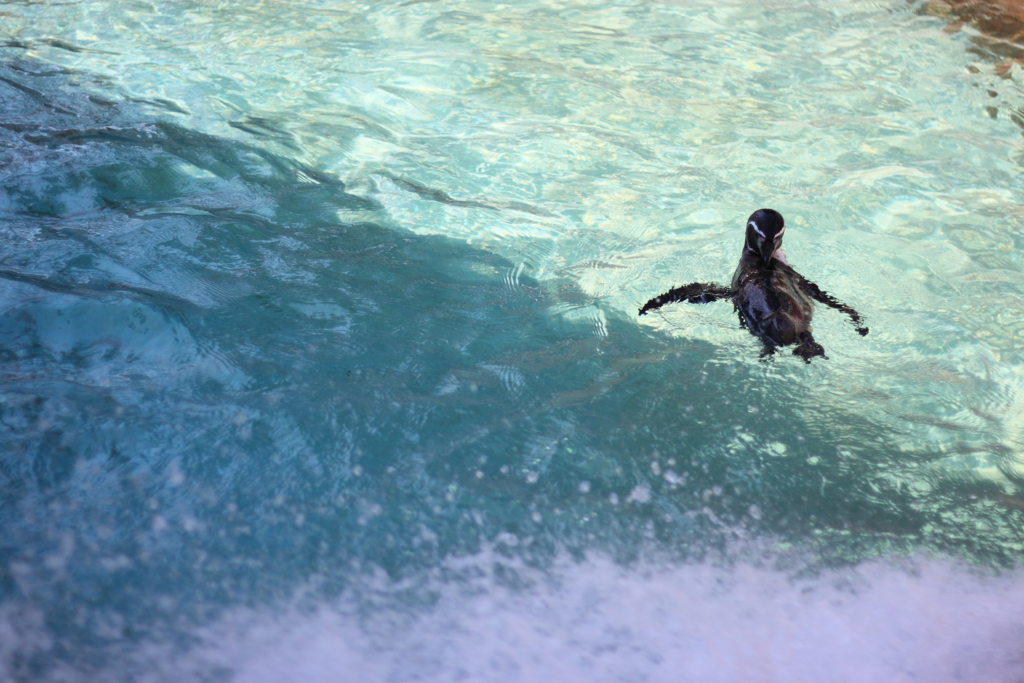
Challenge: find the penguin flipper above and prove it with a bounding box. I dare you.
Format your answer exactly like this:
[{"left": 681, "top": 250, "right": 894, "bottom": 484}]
[
  {"left": 638, "top": 282, "right": 734, "bottom": 316},
  {"left": 795, "top": 276, "right": 869, "bottom": 336}
]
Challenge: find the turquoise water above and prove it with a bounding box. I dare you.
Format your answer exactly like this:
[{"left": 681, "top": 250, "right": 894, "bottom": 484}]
[{"left": 2, "top": 0, "right": 1024, "bottom": 680}]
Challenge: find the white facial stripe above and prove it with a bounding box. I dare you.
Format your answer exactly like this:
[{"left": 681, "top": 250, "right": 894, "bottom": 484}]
[
  {"left": 776, "top": 225, "right": 785, "bottom": 239},
  {"left": 747, "top": 220, "right": 765, "bottom": 238}
]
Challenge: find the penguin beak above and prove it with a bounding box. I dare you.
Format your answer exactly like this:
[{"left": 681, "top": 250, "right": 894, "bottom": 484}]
[{"left": 759, "top": 237, "right": 776, "bottom": 263}]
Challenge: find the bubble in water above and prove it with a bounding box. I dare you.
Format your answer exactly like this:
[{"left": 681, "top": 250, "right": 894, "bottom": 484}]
[{"left": 627, "top": 486, "right": 651, "bottom": 504}]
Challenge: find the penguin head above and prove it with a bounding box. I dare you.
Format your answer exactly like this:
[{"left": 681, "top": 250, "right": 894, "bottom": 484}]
[{"left": 744, "top": 208, "right": 785, "bottom": 264}]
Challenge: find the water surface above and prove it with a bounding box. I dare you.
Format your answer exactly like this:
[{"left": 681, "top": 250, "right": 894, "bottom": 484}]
[{"left": 2, "top": 0, "right": 1024, "bottom": 680}]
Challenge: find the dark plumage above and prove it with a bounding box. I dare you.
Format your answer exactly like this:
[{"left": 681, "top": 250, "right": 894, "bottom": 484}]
[{"left": 638, "top": 209, "right": 868, "bottom": 361}]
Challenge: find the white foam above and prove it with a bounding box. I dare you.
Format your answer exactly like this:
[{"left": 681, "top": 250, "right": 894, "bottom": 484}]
[{"left": 154, "top": 554, "right": 1024, "bottom": 683}]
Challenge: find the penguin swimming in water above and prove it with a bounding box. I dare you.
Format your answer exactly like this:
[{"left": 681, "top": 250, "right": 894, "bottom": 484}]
[{"left": 638, "top": 209, "right": 868, "bottom": 361}]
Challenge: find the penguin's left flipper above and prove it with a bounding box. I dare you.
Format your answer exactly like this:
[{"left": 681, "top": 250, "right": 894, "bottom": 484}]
[
  {"left": 796, "top": 276, "right": 869, "bottom": 336},
  {"left": 638, "top": 282, "right": 735, "bottom": 316}
]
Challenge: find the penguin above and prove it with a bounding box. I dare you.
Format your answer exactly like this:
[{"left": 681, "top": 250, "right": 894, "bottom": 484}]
[{"left": 638, "top": 209, "right": 868, "bottom": 361}]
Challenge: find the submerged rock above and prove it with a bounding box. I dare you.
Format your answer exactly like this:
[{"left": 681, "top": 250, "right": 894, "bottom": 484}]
[{"left": 926, "top": 0, "right": 1024, "bottom": 54}]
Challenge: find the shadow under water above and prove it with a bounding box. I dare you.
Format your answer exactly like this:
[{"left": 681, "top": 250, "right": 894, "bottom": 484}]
[{"left": 0, "top": 57, "right": 1022, "bottom": 679}]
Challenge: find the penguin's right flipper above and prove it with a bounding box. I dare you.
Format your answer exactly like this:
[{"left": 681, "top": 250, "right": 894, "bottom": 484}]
[
  {"left": 796, "top": 277, "right": 869, "bottom": 336},
  {"left": 638, "top": 282, "right": 734, "bottom": 316}
]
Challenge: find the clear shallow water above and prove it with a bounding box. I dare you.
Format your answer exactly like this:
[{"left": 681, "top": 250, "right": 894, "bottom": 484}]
[{"left": 2, "top": 0, "right": 1024, "bottom": 680}]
